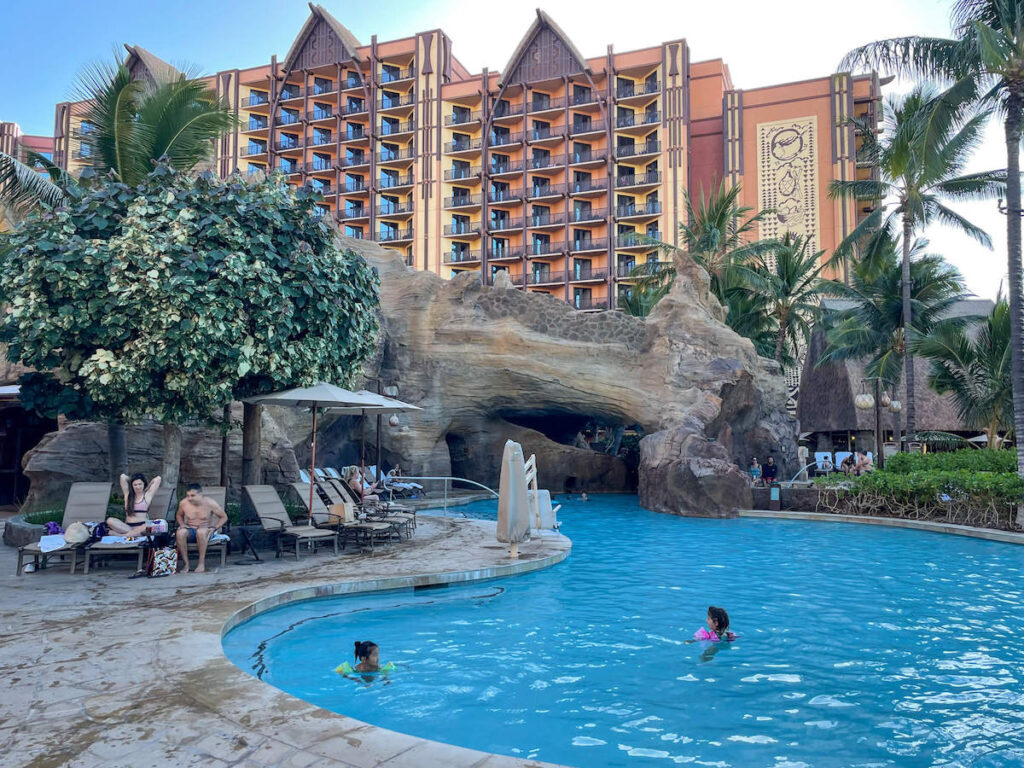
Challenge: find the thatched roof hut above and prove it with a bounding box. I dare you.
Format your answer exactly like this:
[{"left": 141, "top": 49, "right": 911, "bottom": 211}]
[{"left": 797, "top": 299, "right": 994, "bottom": 434}]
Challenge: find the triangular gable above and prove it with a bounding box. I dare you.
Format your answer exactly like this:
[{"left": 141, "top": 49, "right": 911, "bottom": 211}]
[
  {"left": 283, "top": 3, "right": 363, "bottom": 72},
  {"left": 500, "top": 10, "right": 590, "bottom": 86},
  {"left": 123, "top": 44, "right": 182, "bottom": 86}
]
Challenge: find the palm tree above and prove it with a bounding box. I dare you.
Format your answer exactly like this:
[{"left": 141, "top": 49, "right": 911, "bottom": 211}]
[
  {"left": 829, "top": 84, "right": 1005, "bottom": 442},
  {"left": 616, "top": 278, "right": 670, "bottom": 317},
  {"left": 841, "top": 0, "right": 1024, "bottom": 474},
  {"left": 818, "top": 238, "right": 969, "bottom": 445},
  {"left": 0, "top": 57, "right": 235, "bottom": 220},
  {"left": 915, "top": 296, "right": 1013, "bottom": 448}
]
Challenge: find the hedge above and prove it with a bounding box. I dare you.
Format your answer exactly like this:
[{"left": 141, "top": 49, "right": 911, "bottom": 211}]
[{"left": 882, "top": 449, "right": 1016, "bottom": 475}]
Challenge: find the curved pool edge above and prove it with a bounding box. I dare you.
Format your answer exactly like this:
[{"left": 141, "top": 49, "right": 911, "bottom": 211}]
[{"left": 740, "top": 508, "right": 1024, "bottom": 544}]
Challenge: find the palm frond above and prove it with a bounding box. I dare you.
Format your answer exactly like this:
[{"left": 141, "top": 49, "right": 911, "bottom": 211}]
[{"left": 0, "top": 152, "right": 69, "bottom": 220}]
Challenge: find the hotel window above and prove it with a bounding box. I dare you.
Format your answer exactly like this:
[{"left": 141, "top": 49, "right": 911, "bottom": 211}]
[
  {"left": 313, "top": 77, "right": 333, "bottom": 95},
  {"left": 248, "top": 115, "right": 268, "bottom": 131},
  {"left": 491, "top": 153, "right": 510, "bottom": 174},
  {"left": 572, "top": 171, "right": 591, "bottom": 193},
  {"left": 381, "top": 117, "right": 399, "bottom": 136},
  {"left": 531, "top": 233, "right": 550, "bottom": 255},
  {"left": 645, "top": 72, "right": 658, "bottom": 93},
  {"left": 572, "top": 228, "right": 593, "bottom": 247},
  {"left": 532, "top": 262, "right": 550, "bottom": 282},
  {"left": 573, "top": 200, "right": 593, "bottom": 221},
  {"left": 490, "top": 209, "right": 510, "bottom": 228},
  {"left": 345, "top": 199, "right": 363, "bottom": 217},
  {"left": 452, "top": 132, "right": 471, "bottom": 151},
  {"left": 491, "top": 265, "right": 508, "bottom": 280},
  {"left": 345, "top": 71, "right": 361, "bottom": 88},
  {"left": 451, "top": 160, "right": 471, "bottom": 179},
  {"left": 451, "top": 242, "right": 470, "bottom": 259},
  {"left": 345, "top": 148, "right": 364, "bottom": 165},
  {"left": 452, "top": 186, "right": 470, "bottom": 203},
  {"left": 247, "top": 140, "right": 267, "bottom": 156},
  {"left": 314, "top": 205, "right": 330, "bottom": 218},
  {"left": 346, "top": 97, "right": 365, "bottom": 113},
  {"left": 279, "top": 157, "right": 298, "bottom": 174},
  {"left": 380, "top": 195, "right": 399, "bottom": 215},
  {"left": 279, "top": 83, "right": 300, "bottom": 100},
  {"left": 280, "top": 108, "right": 300, "bottom": 125},
  {"left": 531, "top": 148, "right": 550, "bottom": 169},
  {"left": 573, "top": 288, "right": 592, "bottom": 308},
  {"left": 313, "top": 102, "right": 332, "bottom": 120},
  {"left": 490, "top": 237, "right": 508, "bottom": 256},
  {"left": 491, "top": 181, "right": 511, "bottom": 202},
  {"left": 246, "top": 162, "right": 264, "bottom": 176},
  {"left": 311, "top": 153, "right": 331, "bottom": 172},
  {"left": 452, "top": 105, "right": 471, "bottom": 124},
  {"left": 345, "top": 174, "right": 363, "bottom": 192},
  {"left": 381, "top": 64, "right": 401, "bottom": 83},
  {"left": 451, "top": 214, "right": 470, "bottom": 233},
  {"left": 645, "top": 104, "right": 658, "bottom": 122},
  {"left": 646, "top": 160, "right": 659, "bottom": 176},
  {"left": 345, "top": 123, "right": 363, "bottom": 140},
  {"left": 572, "top": 143, "right": 591, "bottom": 163},
  {"left": 531, "top": 177, "right": 550, "bottom": 197},
  {"left": 618, "top": 255, "right": 636, "bottom": 275},
  {"left": 618, "top": 284, "right": 634, "bottom": 301},
  {"left": 532, "top": 92, "right": 551, "bottom": 111},
  {"left": 617, "top": 135, "right": 635, "bottom": 154},
  {"left": 642, "top": 133, "right": 658, "bottom": 152},
  {"left": 616, "top": 77, "right": 633, "bottom": 98},
  {"left": 616, "top": 106, "right": 635, "bottom": 127},
  {"left": 493, "top": 98, "right": 512, "bottom": 118},
  {"left": 531, "top": 205, "right": 550, "bottom": 226},
  {"left": 380, "top": 222, "right": 398, "bottom": 240},
  {"left": 310, "top": 177, "right": 330, "bottom": 192},
  {"left": 490, "top": 126, "right": 511, "bottom": 145},
  {"left": 531, "top": 120, "right": 550, "bottom": 141},
  {"left": 313, "top": 127, "right": 332, "bottom": 145},
  {"left": 345, "top": 225, "right": 364, "bottom": 239},
  {"left": 618, "top": 224, "right": 638, "bottom": 245},
  {"left": 573, "top": 259, "right": 592, "bottom": 279},
  {"left": 617, "top": 195, "right": 636, "bottom": 215},
  {"left": 573, "top": 85, "right": 592, "bottom": 105},
  {"left": 248, "top": 90, "right": 268, "bottom": 105},
  {"left": 381, "top": 90, "right": 401, "bottom": 108},
  {"left": 572, "top": 114, "right": 592, "bottom": 133},
  {"left": 381, "top": 169, "right": 399, "bottom": 188},
  {"left": 646, "top": 223, "right": 659, "bottom": 239},
  {"left": 381, "top": 142, "right": 399, "bottom": 161},
  {"left": 278, "top": 133, "right": 299, "bottom": 150}
]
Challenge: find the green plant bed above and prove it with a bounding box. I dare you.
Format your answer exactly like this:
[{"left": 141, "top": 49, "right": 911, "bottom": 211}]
[
  {"left": 22, "top": 509, "right": 64, "bottom": 526},
  {"left": 882, "top": 449, "right": 1017, "bottom": 475}
]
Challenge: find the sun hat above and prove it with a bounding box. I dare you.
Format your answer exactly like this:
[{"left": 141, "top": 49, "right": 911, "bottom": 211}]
[{"left": 63, "top": 521, "right": 91, "bottom": 544}]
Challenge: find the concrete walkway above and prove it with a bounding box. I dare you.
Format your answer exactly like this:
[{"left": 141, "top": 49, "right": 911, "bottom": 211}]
[{"left": 0, "top": 517, "right": 571, "bottom": 767}]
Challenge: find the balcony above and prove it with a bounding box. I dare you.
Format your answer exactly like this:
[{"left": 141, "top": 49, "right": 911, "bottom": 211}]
[
  {"left": 307, "top": 109, "right": 334, "bottom": 122},
  {"left": 617, "top": 261, "right": 668, "bottom": 278},
  {"left": 278, "top": 86, "right": 304, "bottom": 101},
  {"left": 243, "top": 119, "right": 269, "bottom": 133},
  {"left": 491, "top": 102, "right": 524, "bottom": 120},
  {"left": 615, "top": 81, "right": 660, "bottom": 99},
  {"left": 378, "top": 228, "right": 413, "bottom": 243},
  {"left": 378, "top": 147, "right": 415, "bottom": 164},
  {"left": 570, "top": 296, "right": 612, "bottom": 311},
  {"left": 312, "top": 82, "right": 337, "bottom": 96},
  {"left": 380, "top": 120, "right": 415, "bottom": 137},
  {"left": 571, "top": 90, "right": 599, "bottom": 106},
  {"left": 488, "top": 132, "right": 523, "bottom": 148},
  {"left": 310, "top": 133, "right": 336, "bottom": 147},
  {"left": 304, "top": 159, "right": 334, "bottom": 173},
  {"left": 527, "top": 241, "right": 565, "bottom": 258},
  {"left": 526, "top": 126, "right": 564, "bottom": 143},
  {"left": 488, "top": 160, "right": 525, "bottom": 177},
  {"left": 444, "top": 223, "right": 481, "bottom": 236},
  {"left": 570, "top": 207, "right": 608, "bottom": 223},
  {"left": 528, "top": 213, "right": 566, "bottom": 228},
  {"left": 277, "top": 112, "right": 302, "bottom": 126},
  {"left": 239, "top": 144, "right": 269, "bottom": 158},
  {"left": 570, "top": 237, "right": 609, "bottom": 253},
  {"left": 445, "top": 110, "right": 482, "bottom": 126},
  {"left": 615, "top": 111, "right": 661, "bottom": 129},
  {"left": 528, "top": 96, "right": 565, "bottom": 114},
  {"left": 275, "top": 137, "right": 304, "bottom": 151},
  {"left": 339, "top": 208, "right": 368, "bottom": 221},
  {"left": 570, "top": 149, "right": 607, "bottom": 165},
  {"left": 527, "top": 183, "right": 565, "bottom": 200},
  {"left": 616, "top": 141, "right": 661, "bottom": 159},
  {"left": 529, "top": 153, "right": 565, "bottom": 170},
  {"left": 487, "top": 245, "right": 525, "bottom": 261},
  {"left": 527, "top": 270, "right": 565, "bottom": 286},
  {"left": 380, "top": 66, "right": 416, "bottom": 83},
  {"left": 341, "top": 181, "right": 367, "bottom": 193},
  {"left": 443, "top": 193, "right": 483, "bottom": 209},
  {"left": 242, "top": 93, "right": 269, "bottom": 108},
  {"left": 378, "top": 95, "right": 415, "bottom": 111},
  {"left": 445, "top": 166, "right": 482, "bottom": 181},
  {"left": 616, "top": 232, "right": 661, "bottom": 249},
  {"left": 616, "top": 201, "right": 662, "bottom": 219},
  {"left": 570, "top": 121, "right": 606, "bottom": 137},
  {"left": 341, "top": 129, "right": 367, "bottom": 143},
  {"left": 344, "top": 102, "right": 368, "bottom": 116},
  {"left": 378, "top": 201, "right": 414, "bottom": 216},
  {"left": 338, "top": 154, "right": 369, "bottom": 169},
  {"left": 342, "top": 76, "right": 364, "bottom": 91},
  {"left": 445, "top": 138, "right": 483, "bottom": 155},
  {"left": 488, "top": 217, "right": 523, "bottom": 233},
  {"left": 488, "top": 188, "right": 523, "bottom": 204},
  {"left": 277, "top": 163, "right": 301, "bottom": 176},
  {"left": 570, "top": 179, "right": 608, "bottom": 195},
  {"left": 72, "top": 148, "right": 94, "bottom": 160},
  {"left": 379, "top": 173, "right": 414, "bottom": 190},
  {"left": 615, "top": 171, "right": 661, "bottom": 189},
  {"left": 444, "top": 250, "right": 482, "bottom": 265},
  {"left": 570, "top": 268, "right": 609, "bottom": 283},
  {"left": 309, "top": 184, "right": 334, "bottom": 196}
]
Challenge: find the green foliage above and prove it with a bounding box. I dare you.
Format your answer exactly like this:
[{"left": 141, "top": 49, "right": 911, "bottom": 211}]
[
  {"left": 882, "top": 448, "right": 1017, "bottom": 474},
  {"left": 23, "top": 509, "right": 64, "bottom": 525},
  {"left": 0, "top": 164, "right": 380, "bottom": 426}
]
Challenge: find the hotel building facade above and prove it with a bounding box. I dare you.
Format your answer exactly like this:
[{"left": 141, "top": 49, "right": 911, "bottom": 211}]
[{"left": 13, "top": 4, "right": 881, "bottom": 311}]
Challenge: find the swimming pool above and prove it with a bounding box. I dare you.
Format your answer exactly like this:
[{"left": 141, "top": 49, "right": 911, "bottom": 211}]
[{"left": 223, "top": 494, "right": 1024, "bottom": 767}]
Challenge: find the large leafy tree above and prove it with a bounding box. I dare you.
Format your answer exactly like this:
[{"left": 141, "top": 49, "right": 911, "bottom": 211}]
[
  {"left": 829, "top": 83, "right": 1005, "bottom": 440},
  {"left": 0, "top": 165, "right": 379, "bottom": 504},
  {"left": 841, "top": 0, "right": 1024, "bottom": 474},
  {"left": 915, "top": 296, "right": 1013, "bottom": 448}
]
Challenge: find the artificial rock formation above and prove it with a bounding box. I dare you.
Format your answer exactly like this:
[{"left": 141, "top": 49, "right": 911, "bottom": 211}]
[{"left": 332, "top": 236, "right": 796, "bottom": 517}]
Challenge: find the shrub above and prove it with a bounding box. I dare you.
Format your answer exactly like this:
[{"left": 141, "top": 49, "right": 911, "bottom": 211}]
[
  {"left": 23, "top": 509, "right": 63, "bottom": 525},
  {"left": 882, "top": 449, "right": 1016, "bottom": 475}
]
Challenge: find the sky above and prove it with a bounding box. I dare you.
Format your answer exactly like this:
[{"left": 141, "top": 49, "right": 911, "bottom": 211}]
[{"left": 0, "top": 0, "right": 1011, "bottom": 300}]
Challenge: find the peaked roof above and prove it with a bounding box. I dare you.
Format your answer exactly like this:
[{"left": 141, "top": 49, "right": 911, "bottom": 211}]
[
  {"left": 499, "top": 9, "right": 590, "bottom": 87},
  {"left": 123, "top": 44, "right": 182, "bottom": 85},
  {"left": 282, "top": 3, "right": 363, "bottom": 72}
]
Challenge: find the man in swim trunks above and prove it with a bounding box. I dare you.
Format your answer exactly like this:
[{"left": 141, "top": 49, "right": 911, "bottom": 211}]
[{"left": 174, "top": 483, "right": 227, "bottom": 574}]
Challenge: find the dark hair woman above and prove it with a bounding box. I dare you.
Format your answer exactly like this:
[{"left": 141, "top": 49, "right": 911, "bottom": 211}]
[{"left": 105, "top": 472, "right": 162, "bottom": 536}]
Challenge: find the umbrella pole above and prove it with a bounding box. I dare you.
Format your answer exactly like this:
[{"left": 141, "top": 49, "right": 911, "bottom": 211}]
[
  {"left": 309, "top": 405, "right": 318, "bottom": 525},
  {"left": 360, "top": 409, "right": 366, "bottom": 504}
]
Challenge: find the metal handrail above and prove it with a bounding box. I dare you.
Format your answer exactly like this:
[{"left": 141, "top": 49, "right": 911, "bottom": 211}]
[{"left": 390, "top": 475, "right": 498, "bottom": 517}]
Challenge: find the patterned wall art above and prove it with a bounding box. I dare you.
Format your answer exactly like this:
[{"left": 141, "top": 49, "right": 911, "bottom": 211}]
[{"left": 757, "top": 117, "right": 819, "bottom": 253}]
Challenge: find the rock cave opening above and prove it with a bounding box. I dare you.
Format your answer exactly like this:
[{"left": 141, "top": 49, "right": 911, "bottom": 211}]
[{"left": 445, "top": 432, "right": 471, "bottom": 479}]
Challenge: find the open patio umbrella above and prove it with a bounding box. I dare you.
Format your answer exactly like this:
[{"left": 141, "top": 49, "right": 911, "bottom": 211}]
[{"left": 497, "top": 440, "right": 531, "bottom": 558}]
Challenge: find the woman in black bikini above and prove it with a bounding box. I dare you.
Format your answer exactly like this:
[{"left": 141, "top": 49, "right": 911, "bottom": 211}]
[{"left": 106, "top": 472, "right": 162, "bottom": 536}]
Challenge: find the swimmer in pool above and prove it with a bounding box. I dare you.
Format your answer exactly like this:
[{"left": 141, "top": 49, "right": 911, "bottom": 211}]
[
  {"left": 335, "top": 640, "right": 395, "bottom": 679},
  {"left": 688, "top": 605, "right": 737, "bottom": 643}
]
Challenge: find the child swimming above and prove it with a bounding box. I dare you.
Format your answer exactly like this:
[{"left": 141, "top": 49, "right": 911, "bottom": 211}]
[
  {"left": 335, "top": 640, "right": 396, "bottom": 676},
  {"left": 689, "top": 605, "right": 737, "bottom": 643}
]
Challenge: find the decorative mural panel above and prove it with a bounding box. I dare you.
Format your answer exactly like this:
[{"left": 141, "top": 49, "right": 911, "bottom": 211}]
[
  {"left": 757, "top": 117, "right": 819, "bottom": 251},
  {"left": 507, "top": 27, "right": 581, "bottom": 83},
  {"left": 294, "top": 19, "right": 346, "bottom": 69}
]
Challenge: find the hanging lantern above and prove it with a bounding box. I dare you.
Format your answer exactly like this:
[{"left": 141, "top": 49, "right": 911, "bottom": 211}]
[
  {"left": 889, "top": 400, "right": 902, "bottom": 413},
  {"left": 388, "top": 414, "right": 401, "bottom": 427},
  {"left": 855, "top": 392, "right": 875, "bottom": 410},
  {"left": 383, "top": 385, "right": 400, "bottom": 398},
  {"left": 880, "top": 392, "right": 892, "bottom": 408}
]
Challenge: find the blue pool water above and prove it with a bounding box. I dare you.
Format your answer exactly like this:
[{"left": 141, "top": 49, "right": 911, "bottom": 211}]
[{"left": 223, "top": 495, "right": 1024, "bottom": 767}]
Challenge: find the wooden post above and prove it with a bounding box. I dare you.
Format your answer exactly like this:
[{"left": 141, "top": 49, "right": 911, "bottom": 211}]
[{"left": 242, "top": 402, "right": 263, "bottom": 485}]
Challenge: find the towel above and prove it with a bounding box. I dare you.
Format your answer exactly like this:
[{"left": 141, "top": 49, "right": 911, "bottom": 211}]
[
  {"left": 99, "top": 536, "right": 137, "bottom": 545},
  {"left": 39, "top": 534, "right": 67, "bottom": 553},
  {"left": 210, "top": 532, "right": 230, "bottom": 542}
]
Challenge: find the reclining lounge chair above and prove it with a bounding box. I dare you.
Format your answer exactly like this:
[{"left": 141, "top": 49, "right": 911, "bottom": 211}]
[
  {"left": 17, "top": 482, "right": 112, "bottom": 576},
  {"left": 246, "top": 485, "right": 338, "bottom": 559}
]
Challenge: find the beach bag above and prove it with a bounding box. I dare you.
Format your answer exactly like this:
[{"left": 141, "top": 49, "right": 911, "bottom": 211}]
[
  {"left": 147, "top": 546, "right": 178, "bottom": 577},
  {"left": 64, "top": 522, "right": 91, "bottom": 545}
]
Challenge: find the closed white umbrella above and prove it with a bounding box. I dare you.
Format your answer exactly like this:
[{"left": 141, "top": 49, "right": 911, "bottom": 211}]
[{"left": 497, "top": 440, "right": 531, "bottom": 558}]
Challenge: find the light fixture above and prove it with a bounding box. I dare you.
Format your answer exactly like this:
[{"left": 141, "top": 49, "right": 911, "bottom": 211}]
[
  {"left": 383, "top": 385, "right": 399, "bottom": 398},
  {"left": 388, "top": 414, "right": 400, "bottom": 427}
]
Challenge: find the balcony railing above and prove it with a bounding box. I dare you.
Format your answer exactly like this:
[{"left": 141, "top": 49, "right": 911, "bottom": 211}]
[
  {"left": 275, "top": 137, "right": 304, "bottom": 151},
  {"left": 528, "top": 183, "right": 566, "bottom": 198},
  {"left": 527, "top": 127, "right": 564, "bottom": 142},
  {"left": 570, "top": 207, "right": 608, "bottom": 223},
  {"left": 310, "top": 184, "right": 334, "bottom": 196},
  {"left": 380, "top": 120, "right": 415, "bottom": 136},
  {"left": 342, "top": 129, "right": 366, "bottom": 142},
  {"left": 444, "top": 250, "right": 482, "bottom": 264},
  {"left": 310, "top": 133, "right": 335, "bottom": 146},
  {"left": 529, "top": 96, "right": 565, "bottom": 112},
  {"left": 488, "top": 188, "right": 523, "bottom": 203},
  {"left": 616, "top": 232, "right": 661, "bottom": 248},
  {"left": 491, "top": 103, "right": 524, "bottom": 119},
  {"left": 570, "top": 267, "right": 609, "bottom": 282},
  {"left": 489, "top": 160, "right": 525, "bottom": 175},
  {"left": 378, "top": 202, "right": 414, "bottom": 216},
  {"left": 278, "top": 163, "right": 301, "bottom": 175},
  {"left": 239, "top": 144, "right": 269, "bottom": 157},
  {"left": 570, "top": 296, "right": 612, "bottom": 310},
  {"left": 278, "top": 112, "right": 301, "bottom": 126},
  {"left": 570, "top": 121, "right": 606, "bottom": 135},
  {"left": 616, "top": 141, "right": 661, "bottom": 158},
  {"left": 529, "top": 153, "right": 565, "bottom": 170},
  {"left": 571, "top": 90, "right": 597, "bottom": 106},
  {"left": 444, "top": 223, "right": 480, "bottom": 236},
  {"left": 570, "top": 179, "right": 607, "bottom": 194},
  {"left": 343, "top": 76, "right": 363, "bottom": 90},
  {"left": 338, "top": 154, "right": 368, "bottom": 168},
  {"left": 242, "top": 93, "right": 269, "bottom": 108},
  {"left": 307, "top": 109, "right": 334, "bottom": 121},
  {"left": 616, "top": 201, "right": 662, "bottom": 217},
  {"left": 344, "top": 102, "right": 368, "bottom": 115},
  {"left": 615, "top": 81, "right": 660, "bottom": 98},
  {"left": 379, "top": 173, "right": 414, "bottom": 188},
  {"left": 378, "top": 95, "right": 415, "bottom": 110},
  {"left": 445, "top": 110, "right": 482, "bottom": 126},
  {"left": 488, "top": 132, "right": 523, "bottom": 147},
  {"left": 487, "top": 245, "right": 525, "bottom": 259},
  {"left": 339, "top": 208, "right": 367, "bottom": 220},
  {"left": 312, "top": 82, "right": 337, "bottom": 96},
  {"left": 616, "top": 111, "right": 661, "bottom": 128},
  {"left": 445, "top": 166, "right": 481, "bottom": 181},
  {"left": 278, "top": 86, "right": 304, "bottom": 100},
  {"left": 444, "top": 194, "right": 483, "bottom": 208},
  {"left": 378, "top": 228, "right": 413, "bottom": 242},
  {"left": 617, "top": 261, "right": 667, "bottom": 278},
  {"left": 341, "top": 181, "right": 367, "bottom": 193},
  {"left": 489, "top": 217, "right": 524, "bottom": 232},
  {"left": 528, "top": 213, "right": 566, "bottom": 227},
  {"left": 378, "top": 147, "right": 415, "bottom": 163},
  {"left": 616, "top": 171, "right": 662, "bottom": 188},
  {"left": 380, "top": 67, "right": 416, "bottom": 83},
  {"left": 446, "top": 138, "right": 483, "bottom": 153},
  {"left": 616, "top": 263, "right": 637, "bottom": 277},
  {"left": 244, "top": 119, "right": 269, "bottom": 132},
  {"left": 570, "top": 237, "right": 610, "bottom": 252},
  {"left": 304, "top": 160, "right": 334, "bottom": 173},
  {"left": 527, "top": 270, "right": 565, "bottom": 285},
  {"left": 528, "top": 241, "right": 565, "bottom": 257}
]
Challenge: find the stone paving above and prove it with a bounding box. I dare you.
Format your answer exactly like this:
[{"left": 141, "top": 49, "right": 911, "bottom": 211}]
[{"left": 0, "top": 515, "right": 571, "bottom": 768}]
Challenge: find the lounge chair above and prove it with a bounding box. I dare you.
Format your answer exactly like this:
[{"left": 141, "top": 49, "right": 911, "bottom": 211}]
[
  {"left": 246, "top": 485, "right": 338, "bottom": 559},
  {"left": 83, "top": 485, "right": 176, "bottom": 574},
  {"left": 17, "top": 482, "right": 112, "bottom": 576},
  {"left": 291, "top": 482, "right": 396, "bottom": 550},
  {"left": 333, "top": 474, "right": 415, "bottom": 538}
]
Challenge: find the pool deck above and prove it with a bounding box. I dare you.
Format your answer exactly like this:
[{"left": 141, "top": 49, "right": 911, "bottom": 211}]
[{"left": 0, "top": 516, "right": 571, "bottom": 768}]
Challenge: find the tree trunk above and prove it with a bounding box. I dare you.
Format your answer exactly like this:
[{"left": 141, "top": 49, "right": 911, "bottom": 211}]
[
  {"left": 219, "top": 404, "right": 230, "bottom": 487},
  {"left": 774, "top": 309, "right": 788, "bottom": 364},
  {"left": 901, "top": 214, "right": 916, "bottom": 448},
  {"left": 1004, "top": 92, "right": 1024, "bottom": 478},
  {"left": 242, "top": 402, "right": 263, "bottom": 485},
  {"left": 874, "top": 378, "right": 884, "bottom": 470},
  {"left": 107, "top": 422, "right": 126, "bottom": 484},
  {"left": 161, "top": 423, "right": 181, "bottom": 519}
]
